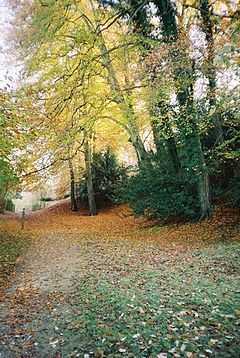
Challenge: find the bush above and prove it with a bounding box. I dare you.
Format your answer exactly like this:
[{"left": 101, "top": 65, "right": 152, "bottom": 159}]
[
  {"left": 125, "top": 158, "right": 199, "bottom": 220},
  {"left": 77, "top": 149, "right": 128, "bottom": 206}
]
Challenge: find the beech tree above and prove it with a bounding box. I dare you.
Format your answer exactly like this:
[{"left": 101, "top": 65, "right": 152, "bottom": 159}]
[{"left": 6, "top": 0, "right": 239, "bottom": 219}]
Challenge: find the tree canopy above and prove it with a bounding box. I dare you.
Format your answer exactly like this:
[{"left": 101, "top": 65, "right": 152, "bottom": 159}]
[{"left": 0, "top": 0, "right": 239, "bottom": 218}]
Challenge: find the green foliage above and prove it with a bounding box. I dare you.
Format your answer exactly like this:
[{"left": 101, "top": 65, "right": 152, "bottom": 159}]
[
  {"left": 0, "top": 159, "right": 19, "bottom": 213},
  {"left": 125, "top": 157, "right": 199, "bottom": 220},
  {"left": 0, "top": 159, "right": 18, "bottom": 188},
  {"left": 78, "top": 149, "right": 128, "bottom": 205}
]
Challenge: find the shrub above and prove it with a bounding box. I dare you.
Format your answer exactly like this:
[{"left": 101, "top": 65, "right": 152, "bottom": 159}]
[
  {"left": 77, "top": 149, "right": 128, "bottom": 206},
  {"left": 125, "top": 158, "right": 199, "bottom": 220}
]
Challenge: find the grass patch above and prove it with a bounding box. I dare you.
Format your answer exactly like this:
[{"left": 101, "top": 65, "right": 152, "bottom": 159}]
[
  {"left": 37, "top": 241, "right": 240, "bottom": 357},
  {"left": 0, "top": 230, "right": 30, "bottom": 289}
]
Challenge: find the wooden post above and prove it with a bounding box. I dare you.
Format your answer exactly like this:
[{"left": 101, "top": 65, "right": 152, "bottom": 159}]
[{"left": 21, "top": 208, "right": 25, "bottom": 230}]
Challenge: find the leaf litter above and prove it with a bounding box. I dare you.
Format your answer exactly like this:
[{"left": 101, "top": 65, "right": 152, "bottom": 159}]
[{"left": 0, "top": 203, "right": 239, "bottom": 357}]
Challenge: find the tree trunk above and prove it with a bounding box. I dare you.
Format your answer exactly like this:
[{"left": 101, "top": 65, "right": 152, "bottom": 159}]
[
  {"left": 149, "top": 1, "right": 181, "bottom": 173},
  {"left": 186, "top": 99, "right": 211, "bottom": 219},
  {"left": 150, "top": 117, "right": 166, "bottom": 156},
  {"left": 127, "top": 114, "right": 148, "bottom": 163},
  {"left": 68, "top": 159, "right": 78, "bottom": 211},
  {"left": 199, "top": 0, "right": 224, "bottom": 145},
  {"left": 0, "top": 197, "right": 5, "bottom": 214},
  {"left": 158, "top": 0, "right": 211, "bottom": 218},
  {"left": 0, "top": 184, "right": 8, "bottom": 214},
  {"left": 84, "top": 132, "right": 97, "bottom": 216},
  {"left": 194, "top": 131, "right": 211, "bottom": 219},
  {"left": 198, "top": 166, "right": 211, "bottom": 220}
]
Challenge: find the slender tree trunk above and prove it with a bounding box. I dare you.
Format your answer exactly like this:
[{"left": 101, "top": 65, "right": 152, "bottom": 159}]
[
  {"left": 0, "top": 197, "right": 5, "bottom": 213},
  {"left": 185, "top": 93, "right": 211, "bottom": 219},
  {"left": 127, "top": 113, "right": 148, "bottom": 164},
  {"left": 194, "top": 128, "right": 211, "bottom": 219},
  {"left": 198, "top": 165, "right": 211, "bottom": 220},
  {"left": 84, "top": 132, "right": 97, "bottom": 216},
  {"left": 0, "top": 184, "right": 8, "bottom": 214},
  {"left": 68, "top": 159, "right": 78, "bottom": 211}
]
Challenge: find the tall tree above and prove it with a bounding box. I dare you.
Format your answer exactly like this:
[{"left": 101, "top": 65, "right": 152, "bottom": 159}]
[
  {"left": 89, "top": 0, "right": 148, "bottom": 163},
  {"left": 68, "top": 157, "right": 78, "bottom": 212},
  {"left": 112, "top": 0, "right": 211, "bottom": 218},
  {"left": 199, "top": 0, "right": 224, "bottom": 145},
  {"left": 84, "top": 130, "right": 97, "bottom": 216}
]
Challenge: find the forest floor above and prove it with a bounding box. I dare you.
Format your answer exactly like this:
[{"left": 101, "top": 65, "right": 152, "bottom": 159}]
[{"left": 0, "top": 202, "right": 239, "bottom": 357}]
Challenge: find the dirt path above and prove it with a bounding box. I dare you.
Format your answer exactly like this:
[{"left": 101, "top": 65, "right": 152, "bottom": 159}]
[
  {"left": 0, "top": 206, "right": 151, "bottom": 357},
  {"left": 0, "top": 233, "right": 82, "bottom": 357},
  {"left": 8, "top": 233, "right": 87, "bottom": 293}
]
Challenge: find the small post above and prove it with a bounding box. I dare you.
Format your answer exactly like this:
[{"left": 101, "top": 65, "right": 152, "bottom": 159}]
[{"left": 21, "top": 208, "right": 25, "bottom": 230}]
